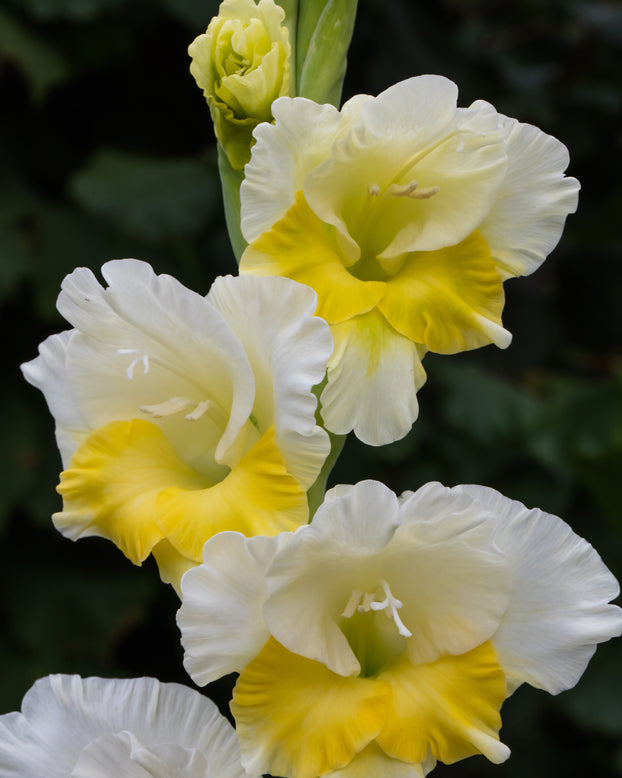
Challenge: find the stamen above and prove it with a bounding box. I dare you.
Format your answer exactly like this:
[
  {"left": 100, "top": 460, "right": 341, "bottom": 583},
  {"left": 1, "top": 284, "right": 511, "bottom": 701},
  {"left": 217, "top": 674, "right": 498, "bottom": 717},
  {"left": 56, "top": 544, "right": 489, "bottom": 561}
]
[
  {"left": 118, "top": 349, "right": 150, "bottom": 380},
  {"left": 358, "top": 592, "right": 376, "bottom": 612},
  {"left": 342, "top": 580, "right": 412, "bottom": 638},
  {"left": 388, "top": 180, "right": 440, "bottom": 200},
  {"left": 141, "top": 396, "right": 194, "bottom": 418},
  {"left": 342, "top": 589, "right": 362, "bottom": 619},
  {"left": 369, "top": 580, "right": 413, "bottom": 638},
  {"left": 367, "top": 183, "right": 381, "bottom": 196},
  {"left": 185, "top": 399, "right": 211, "bottom": 421}
]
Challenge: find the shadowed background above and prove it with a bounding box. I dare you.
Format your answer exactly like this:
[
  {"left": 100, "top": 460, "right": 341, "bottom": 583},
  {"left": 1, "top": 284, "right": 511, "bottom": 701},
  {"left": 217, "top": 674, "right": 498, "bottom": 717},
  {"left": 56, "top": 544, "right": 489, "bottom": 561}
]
[{"left": 1, "top": 0, "right": 621, "bottom": 775}]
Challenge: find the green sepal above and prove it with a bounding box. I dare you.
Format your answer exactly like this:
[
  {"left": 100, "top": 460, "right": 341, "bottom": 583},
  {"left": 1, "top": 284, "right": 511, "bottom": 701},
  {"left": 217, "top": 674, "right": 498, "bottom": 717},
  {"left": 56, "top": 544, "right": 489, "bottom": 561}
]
[
  {"left": 296, "top": 0, "right": 358, "bottom": 106},
  {"left": 275, "top": 0, "right": 298, "bottom": 94}
]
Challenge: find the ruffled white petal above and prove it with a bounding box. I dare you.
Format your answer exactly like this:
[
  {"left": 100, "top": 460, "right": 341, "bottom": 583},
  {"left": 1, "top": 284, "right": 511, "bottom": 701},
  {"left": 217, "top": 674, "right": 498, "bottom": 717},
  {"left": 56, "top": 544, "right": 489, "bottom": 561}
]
[
  {"left": 457, "top": 485, "right": 622, "bottom": 694},
  {"left": 178, "top": 532, "right": 290, "bottom": 685},
  {"left": 263, "top": 480, "right": 402, "bottom": 676},
  {"left": 57, "top": 259, "right": 256, "bottom": 468},
  {"left": 393, "top": 483, "right": 511, "bottom": 665},
  {"left": 320, "top": 315, "right": 427, "bottom": 446},
  {"left": 304, "top": 77, "right": 507, "bottom": 258},
  {"left": 207, "top": 275, "right": 331, "bottom": 488},
  {"left": 476, "top": 108, "right": 580, "bottom": 279},
  {"left": 71, "top": 732, "right": 209, "bottom": 778},
  {"left": 0, "top": 675, "right": 249, "bottom": 778},
  {"left": 241, "top": 96, "right": 369, "bottom": 242},
  {"left": 21, "top": 331, "right": 88, "bottom": 468}
]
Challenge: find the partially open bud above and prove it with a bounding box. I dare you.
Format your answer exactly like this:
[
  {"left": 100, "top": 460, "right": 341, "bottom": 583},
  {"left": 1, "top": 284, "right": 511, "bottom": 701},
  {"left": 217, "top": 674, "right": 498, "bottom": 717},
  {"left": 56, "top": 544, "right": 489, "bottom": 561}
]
[{"left": 189, "top": 0, "right": 291, "bottom": 170}]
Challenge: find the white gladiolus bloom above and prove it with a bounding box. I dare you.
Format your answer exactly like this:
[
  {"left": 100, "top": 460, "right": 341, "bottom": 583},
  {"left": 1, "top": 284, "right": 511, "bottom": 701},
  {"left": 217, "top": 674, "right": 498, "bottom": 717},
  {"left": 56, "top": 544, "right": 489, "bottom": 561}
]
[
  {"left": 21, "top": 260, "right": 332, "bottom": 590},
  {"left": 178, "top": 480, "right": 621, "bottom": 778},
  {"left": 239, "top": 75, "right": 580, "bottom": 445},
  {"left": 0, "top": 675, "right": 253, "bottom": 778}
]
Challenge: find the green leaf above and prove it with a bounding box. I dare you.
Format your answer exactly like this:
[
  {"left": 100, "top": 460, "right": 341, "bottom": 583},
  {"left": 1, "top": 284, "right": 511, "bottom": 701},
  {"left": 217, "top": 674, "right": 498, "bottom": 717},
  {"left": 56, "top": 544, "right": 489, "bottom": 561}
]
[
  {"left": 0, "top": 389, "right": 40, "bottom": 532},
  {"left": 70, "top": 150, "right": 219, "bottom": 241},
  {"left": 0, "top": 8, "right": 67, "bottom": 100},
  {"left": 558, "top": 640, "right": 622, "bottom": 737},
  {"left": 0, "top": 226, "right": 31, "bottom": 302},
  {"left": 435, "top": 360, "right": 538, "bottom": 446}
]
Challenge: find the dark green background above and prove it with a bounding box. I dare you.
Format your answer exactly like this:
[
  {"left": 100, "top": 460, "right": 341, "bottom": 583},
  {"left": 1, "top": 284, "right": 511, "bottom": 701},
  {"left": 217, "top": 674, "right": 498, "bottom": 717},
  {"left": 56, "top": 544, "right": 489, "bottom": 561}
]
[{"left": 1, "top": 0, "right": 621, "bottom": 775}]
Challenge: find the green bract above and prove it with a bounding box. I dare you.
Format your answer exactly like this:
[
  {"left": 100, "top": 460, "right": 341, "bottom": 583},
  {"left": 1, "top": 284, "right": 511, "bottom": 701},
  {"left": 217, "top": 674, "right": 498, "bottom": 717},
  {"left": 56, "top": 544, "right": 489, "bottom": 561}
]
[{"left": 189, "top": 0, "right": 291, "bottom": 169}]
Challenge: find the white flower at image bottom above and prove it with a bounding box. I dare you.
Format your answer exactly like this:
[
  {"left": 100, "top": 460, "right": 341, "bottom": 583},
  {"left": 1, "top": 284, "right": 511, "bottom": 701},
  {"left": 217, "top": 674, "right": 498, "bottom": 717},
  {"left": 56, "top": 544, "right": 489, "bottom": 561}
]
[
  {"left": 239, "top": 75, "right": 580, "bottom": 445},
  {"left": 0, "top": 675, "right": 253, "bottom": 778},
  {"left": 178, "top": 480, "right": 622, "bottom": 778},
  {"left": 21, "top": 260, "right": 331, "bottom": 590}
]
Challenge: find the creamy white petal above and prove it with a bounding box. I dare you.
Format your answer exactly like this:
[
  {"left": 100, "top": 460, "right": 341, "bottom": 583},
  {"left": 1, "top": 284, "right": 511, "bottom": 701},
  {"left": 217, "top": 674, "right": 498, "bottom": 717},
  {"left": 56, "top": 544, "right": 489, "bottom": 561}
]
[
  {"left": 263, "top": 481, "right": 403, "bottom": 676},
  {"left": 457, "top": 485, "right": 622, "bottom": 694},
  {"left": 241, "top": 96, "right": 369, "bottom": 243},
  {"left": 179, "top": 532, "right": 291, "bottom": 685},
  {"left": 21, "top": 331, "right": 88, "bottom": 468},
  {"left": 71, "top": 732, "right": 209, "bottom": 778},
  {"left": 320, "top": 315, "right": 426, "bottom": 446},
  {"left": 57, "top": 259, "right": 256, "bottom": 468},
  {"left": 392, "top": 482, "right": 511, "bottom": 664},
  {"left": 0, "top": 675, "right": 248, "bottom": 778},
  {"left": 476, "top": 108, "right": 580, "bottom": 279},
  {"left": 304, "top": 77, "right": 507, "bottom": 258},
  {"left": 207, "top": 275, "right": 331, "bottom": 488}
]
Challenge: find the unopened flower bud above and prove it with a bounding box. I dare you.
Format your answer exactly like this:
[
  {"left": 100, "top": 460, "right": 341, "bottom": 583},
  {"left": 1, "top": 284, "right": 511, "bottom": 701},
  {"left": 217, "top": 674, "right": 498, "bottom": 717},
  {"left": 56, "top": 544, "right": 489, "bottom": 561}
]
[{"left": 189, "top": 0, "right": 291, "bottom": 169}]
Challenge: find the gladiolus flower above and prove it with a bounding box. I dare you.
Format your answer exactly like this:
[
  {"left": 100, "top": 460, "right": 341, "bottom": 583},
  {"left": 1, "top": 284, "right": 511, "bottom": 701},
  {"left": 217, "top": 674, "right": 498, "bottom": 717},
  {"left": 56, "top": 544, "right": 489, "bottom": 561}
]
[
  {"left": 178, "top": 480, "right": 621, "bottom": 778},
  {"left": 239, "top": 75, "right": 580, "bottom": 445},
  {"left": 21, "top": 260, "right": 331, "bottom": 590},
  {"left": 0, "top": 675, "right": 254, "bottom": 777},
  {"left": 189, "top": 0, "right": 291, "bottom": 169}
]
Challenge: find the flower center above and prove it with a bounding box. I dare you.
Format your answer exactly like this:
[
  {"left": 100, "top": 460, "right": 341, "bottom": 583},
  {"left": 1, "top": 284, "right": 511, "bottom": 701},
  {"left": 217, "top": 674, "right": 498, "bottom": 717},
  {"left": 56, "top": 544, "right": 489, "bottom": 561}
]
[
  {"left": 117, "top": 349, "right": 228, "bottom": 428},
  {"left": 340, "top": 580, "right": 411, "bottom": 677},
  {"left": 140, "top": 396, "right": 230, "bottom": 429},
  {"left": 375, "top": 179, "right": 440, "bottom": 200},
  {"left": 342, "top": 579, "right": 412, "bottom": 637}
]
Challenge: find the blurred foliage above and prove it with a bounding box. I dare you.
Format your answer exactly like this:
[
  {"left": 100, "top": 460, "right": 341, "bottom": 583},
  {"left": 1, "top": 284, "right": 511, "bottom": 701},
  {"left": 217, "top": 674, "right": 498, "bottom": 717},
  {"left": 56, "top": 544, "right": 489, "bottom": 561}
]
[{"left": 1, "top": 0, "right": 621, "bottom": 775}]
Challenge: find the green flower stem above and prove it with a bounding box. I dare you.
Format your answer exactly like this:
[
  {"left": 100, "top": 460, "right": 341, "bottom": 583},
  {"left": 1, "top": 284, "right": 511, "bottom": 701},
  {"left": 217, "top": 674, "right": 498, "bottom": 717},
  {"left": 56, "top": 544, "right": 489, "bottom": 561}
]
[
  {"left": 217, "top": 144, "right": 247, "bottom": 263},
  {"left": 306, "top": 429, "right": 347, "bottom": 521}
]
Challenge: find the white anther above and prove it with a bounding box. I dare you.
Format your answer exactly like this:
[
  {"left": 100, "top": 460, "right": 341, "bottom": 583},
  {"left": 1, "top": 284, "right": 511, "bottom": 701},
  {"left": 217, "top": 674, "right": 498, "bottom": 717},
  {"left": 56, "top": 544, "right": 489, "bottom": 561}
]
[
  {"left": 185, "top": 399, "right": 211, "bottom": 421},
  {"left": 368, "top": 183, "right": 381, "bottom": 196},
  {"left": 388, "top": 180, "right": 440, "bottom": 200},
  {"left": 342, "top": 589, "right": 362, "bottom": 619},
  {"left": 141, "top": 396, "right": 194, "bottom": 418},
  {"left": 358, "top": 592, "right": 376, "bottom": 613}
]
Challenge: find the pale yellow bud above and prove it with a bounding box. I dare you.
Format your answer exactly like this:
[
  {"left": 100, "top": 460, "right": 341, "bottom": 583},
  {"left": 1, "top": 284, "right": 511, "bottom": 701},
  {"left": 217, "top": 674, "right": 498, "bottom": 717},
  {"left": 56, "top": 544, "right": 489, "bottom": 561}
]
[{"left": 189, "top": 0, "right": 291, "bottom": 169}]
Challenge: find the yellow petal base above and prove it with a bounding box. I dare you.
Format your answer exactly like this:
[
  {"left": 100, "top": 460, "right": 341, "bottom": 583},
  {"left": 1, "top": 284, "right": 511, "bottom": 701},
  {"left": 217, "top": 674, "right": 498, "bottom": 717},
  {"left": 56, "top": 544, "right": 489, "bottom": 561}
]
[
  {"left": 55, "top": 419, "right": 208, "bottom": 564},
  {"left": 232, "top": 637, "right": 391, "bottom": 778},
  {"left": 55, "top": 420, "right": 307, "bottom": 584},
  {"left": 377, "top": 641, "right": 509, "bottom": 765},
  {"left": 232, "top": 638, "right": 509, "bottom": 778}
]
